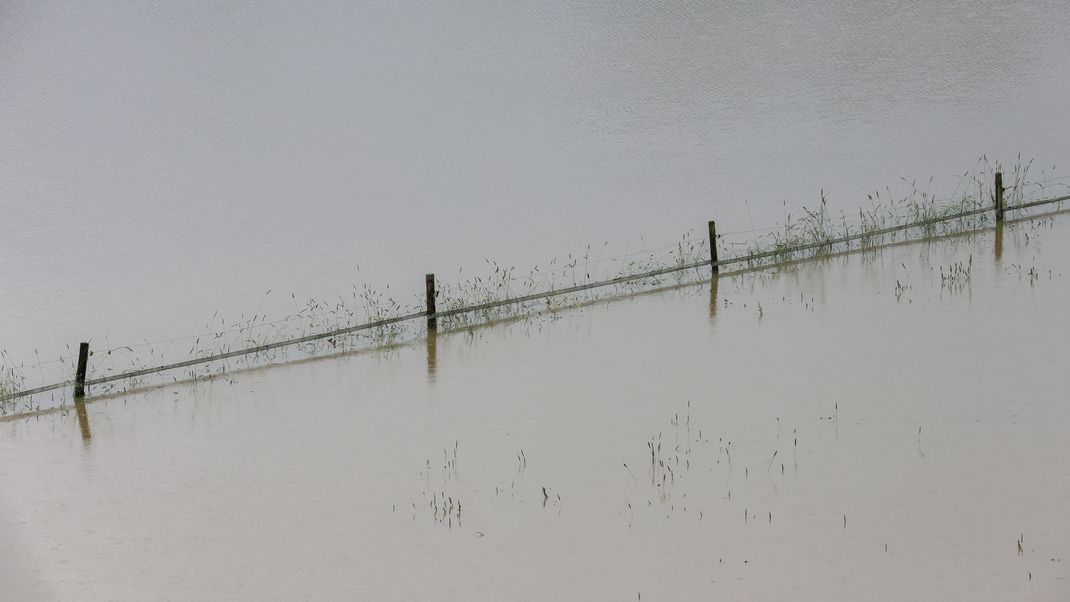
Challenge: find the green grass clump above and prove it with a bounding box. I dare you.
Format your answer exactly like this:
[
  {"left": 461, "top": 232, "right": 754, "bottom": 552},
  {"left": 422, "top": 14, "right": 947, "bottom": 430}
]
[
  {"left": 1, "top": 351, "right": 27, "bottom": 415},
  {"left": 434, "top": 232, "right": 710, "bottom": 329},
  {"left": 725, "top": 155, "right": 1050, "bottom": 268}
]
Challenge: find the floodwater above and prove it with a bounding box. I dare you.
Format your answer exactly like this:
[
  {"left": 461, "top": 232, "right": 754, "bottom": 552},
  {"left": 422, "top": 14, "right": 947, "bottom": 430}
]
[
  {"left": 1, "top": 210, "right": 1068, "bottom": 600},
  {"left": 4, "top": 1, "right": 1070, "bottom": 368}
]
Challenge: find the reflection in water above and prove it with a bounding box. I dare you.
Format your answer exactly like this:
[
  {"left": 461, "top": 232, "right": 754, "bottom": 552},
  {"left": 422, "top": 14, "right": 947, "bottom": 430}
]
[
  {"left": 426, "top": 327, "right": 438, "bottom": 384},
  {"left": 74, "top": 398, "right": 91, "bottom": 443},
  {"left": 708, "top": 274, "right": 719, "bottom": 320},
  {"left": 994, "top": 222, "right": 1004, "bottom": 261}
]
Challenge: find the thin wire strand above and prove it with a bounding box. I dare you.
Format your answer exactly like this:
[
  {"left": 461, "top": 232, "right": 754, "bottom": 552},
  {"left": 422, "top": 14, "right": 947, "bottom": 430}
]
[{"left": 2, "top": 193, "right": 1067, "bottom": 405}]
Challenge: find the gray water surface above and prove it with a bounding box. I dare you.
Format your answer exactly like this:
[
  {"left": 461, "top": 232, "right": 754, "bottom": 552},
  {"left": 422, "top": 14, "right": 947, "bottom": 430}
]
[{"left": 3, "top": 0, "right": 1069, "bottom": 366}]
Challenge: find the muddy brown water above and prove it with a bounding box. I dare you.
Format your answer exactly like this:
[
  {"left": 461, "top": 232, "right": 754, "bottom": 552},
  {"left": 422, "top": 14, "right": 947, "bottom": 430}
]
[{"left": 1, "top": 212, "right": 1068, "bottom": 600}]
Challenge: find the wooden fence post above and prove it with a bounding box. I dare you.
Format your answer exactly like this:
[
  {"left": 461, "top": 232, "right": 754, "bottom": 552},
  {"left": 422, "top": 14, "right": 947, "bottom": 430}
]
[
  {"left": 995, "top": 172, "right": 1004, "bottom": 222},
  {"left": 708, "top": 220, "right": 719, "bottom": 273},
  {"left": 74, "top": 342, "right": 89, "bottom": 398},
  {"left": 425, "top": 273, "right": 437, "bottom": 329}
]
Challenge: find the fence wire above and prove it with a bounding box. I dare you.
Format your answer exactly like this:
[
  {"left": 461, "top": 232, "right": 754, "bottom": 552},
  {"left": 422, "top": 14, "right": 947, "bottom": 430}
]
[{"left": 2, "top": 193, "right": 1067, "bottom": 406}]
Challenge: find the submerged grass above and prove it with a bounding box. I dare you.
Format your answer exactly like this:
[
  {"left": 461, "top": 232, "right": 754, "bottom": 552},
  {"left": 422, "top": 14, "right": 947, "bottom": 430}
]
[
  {"left": 1, "top": 156, "right": 1066, "bottom": 410},
  {"left": 725, "top": 155, "right": 1049, "bottom": 267},
  {"left": 435, "top": 231, "right": 710, "bottom": 329},
  {"left": 0, "top": 352, "right": 26, "bottom": 414}
]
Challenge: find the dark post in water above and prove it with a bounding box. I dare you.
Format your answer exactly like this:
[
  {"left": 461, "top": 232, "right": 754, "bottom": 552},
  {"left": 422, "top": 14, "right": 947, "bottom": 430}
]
[
  {"left": 994, "top": 171, "right": 1004, "bottom": 222},
  {"left": 708, "top": 220, "right": 719, "bottom": 273},
  {"left": 74, "top": 342, "right": 89, "bottom": 398},
  {"left": 425, "top": 273, "right": 437, "bottom": 330}
]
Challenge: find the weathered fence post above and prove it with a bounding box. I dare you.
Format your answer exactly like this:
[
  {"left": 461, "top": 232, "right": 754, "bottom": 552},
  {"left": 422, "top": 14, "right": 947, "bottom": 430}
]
[
  {"left": 425, "top": 273, "right": 437, "bottom": 330},
  {"left": 74, "top": 342, "right": 89, "bottom": 398},
  {"left": 708, "top": 220, "right": 719, "bottom": 273},
  {"left": 995, "top": 171, "right": 1004, "bottom": 222}
]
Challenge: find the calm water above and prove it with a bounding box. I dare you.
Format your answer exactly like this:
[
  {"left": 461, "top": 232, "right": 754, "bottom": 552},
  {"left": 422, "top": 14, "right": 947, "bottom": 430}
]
[
  {"left": 3, "top": 1, "right": 1070, "bottom": 368},
  {"left": 1, "top": 212, "right": 1068, "bottom": 600}
]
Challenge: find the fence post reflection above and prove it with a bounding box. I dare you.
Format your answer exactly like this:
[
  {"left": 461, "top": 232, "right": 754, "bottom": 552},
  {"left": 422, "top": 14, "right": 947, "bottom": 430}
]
[
  {"left": 709, "top": 273, "right": 719, "bottom": 320},
  {"left": 426, "top": 326, "right": 438, "bottom": 383},
  {"left": 74, "top": 398, "right": 91, "bottom": 443}
]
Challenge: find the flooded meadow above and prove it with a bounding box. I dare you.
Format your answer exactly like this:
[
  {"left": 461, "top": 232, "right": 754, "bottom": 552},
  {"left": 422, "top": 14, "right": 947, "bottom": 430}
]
[
  {"left": 2, "top": 210, "right": 1068, "bottom": 600},
  {"left": 4, "top": 1, "right": 1070, "bottom": 599}
]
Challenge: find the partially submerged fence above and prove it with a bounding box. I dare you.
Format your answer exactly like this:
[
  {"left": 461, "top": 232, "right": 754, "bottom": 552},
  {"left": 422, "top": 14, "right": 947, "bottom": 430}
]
[{"left": 2, "top": 172, "right": 1067, "bottom": 406}]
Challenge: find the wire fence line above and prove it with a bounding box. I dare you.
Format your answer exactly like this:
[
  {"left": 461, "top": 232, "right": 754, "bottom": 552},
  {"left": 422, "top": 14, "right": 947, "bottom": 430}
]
[
  {"left": 1, "top": 192, "right": 1067, "bottom": 406},
  {"left": 21, "top": 168, "right": 1056, "bottom": 374}
]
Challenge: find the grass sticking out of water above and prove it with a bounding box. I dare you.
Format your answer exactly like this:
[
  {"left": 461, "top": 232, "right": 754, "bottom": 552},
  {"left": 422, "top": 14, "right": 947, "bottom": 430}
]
[
  {"left": 0, "top": 368, "right": 24, "bottom": 415},
  {"left": 939, "top": 256, "right": 973, "bottom": 292},
  {"left": 435, "top": 232, "right": 710, "bottom": 329},
  {"left": 1, "top": 156, "right": 1065, "bottom": 409},
  {"left": 726, "top": 156, "right": 1044, "bottom": 268}
]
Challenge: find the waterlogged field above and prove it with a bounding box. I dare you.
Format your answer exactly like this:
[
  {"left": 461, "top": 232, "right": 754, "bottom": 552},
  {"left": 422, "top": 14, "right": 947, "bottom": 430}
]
[
  {"left": 3, "top": 156, "right": 1062, "bottom": 413},
  {"left": 1, "top": 211, "right": 1068, "bottom": 600},
  {"left": 4, "top": 0, "right": 1070, "bottom": 371}
]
